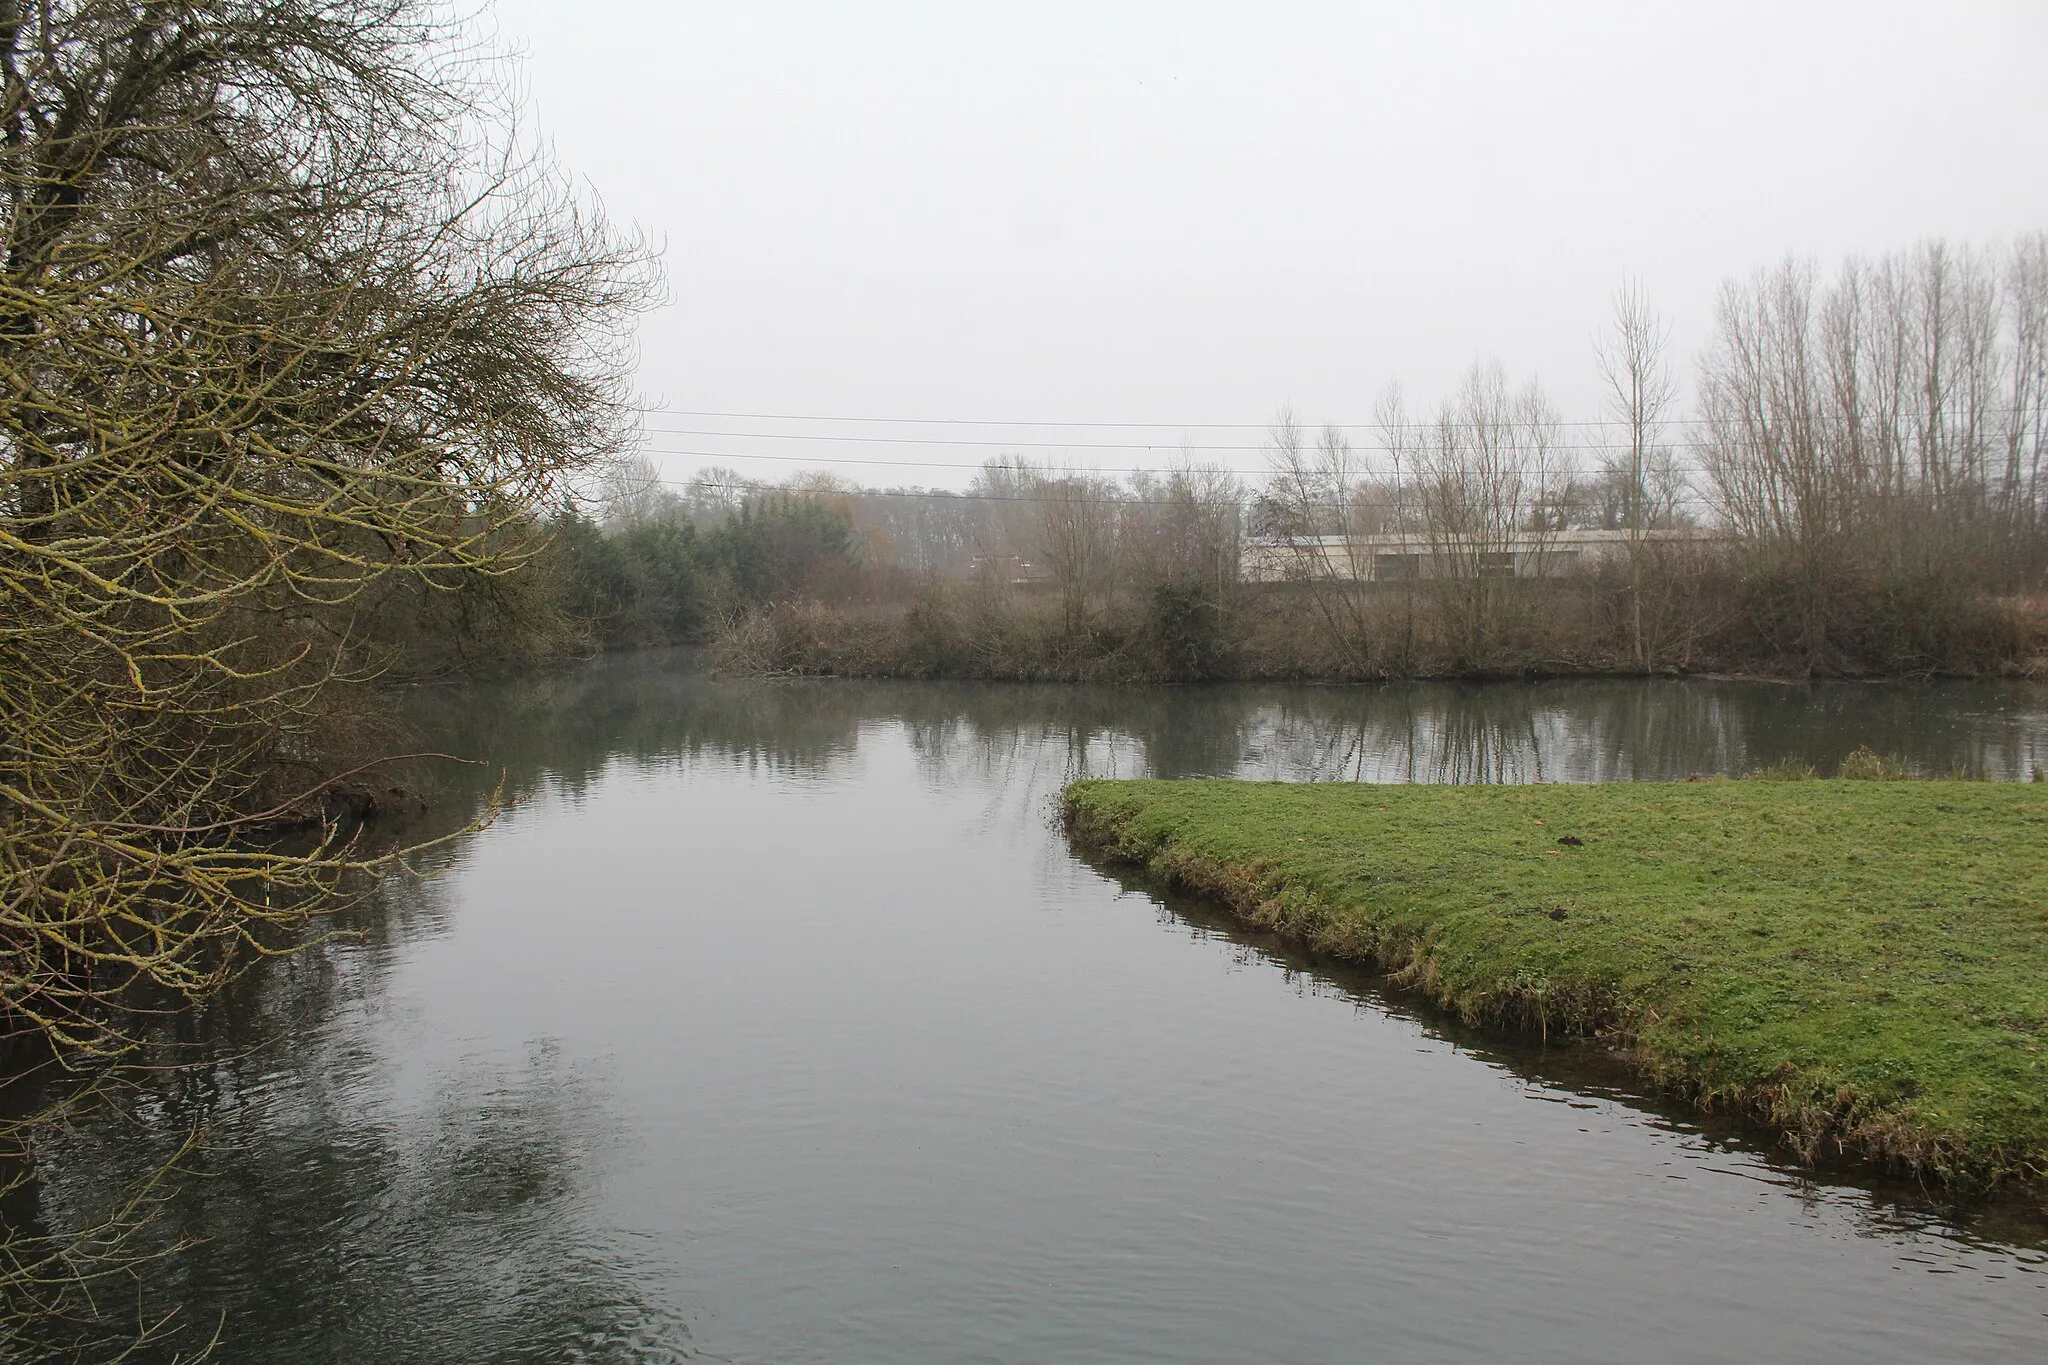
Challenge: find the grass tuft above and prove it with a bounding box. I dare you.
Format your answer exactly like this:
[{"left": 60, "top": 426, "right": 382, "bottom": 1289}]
[{"left": 1838, "top": 745, "right": 1910, "bottom": 780}]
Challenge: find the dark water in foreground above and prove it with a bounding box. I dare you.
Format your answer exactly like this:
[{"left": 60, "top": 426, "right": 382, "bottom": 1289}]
[{"left": 28, "top": 660, "right": 2048, "bottom": 1362}]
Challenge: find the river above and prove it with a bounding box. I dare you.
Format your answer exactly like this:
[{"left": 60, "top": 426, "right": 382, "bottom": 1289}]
[{"left": 25, "top": 656, "right": 2048, "bottom": 1362}]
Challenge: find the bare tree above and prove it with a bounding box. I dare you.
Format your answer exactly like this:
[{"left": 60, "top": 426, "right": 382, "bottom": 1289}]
[
  {"left": 1031, "top": 463, "right": 1121, "bottom": 636},
  {"left": 1125, "top": 453, "right": 1242, "bottom": 598},
  {"left": 2004, "top": 234, "right": 2048, "bottom": 573},
  {"left": 600, "top": 455, "right": 685, "bottom": 530},
  {"left": 1257, "top": 407, "right": 1378, "bottom": 669},
  {"left": 1408, "top": 362, "right": 1563, "bottom": 665},
  {"left": 1595, "top": 279, "right": 1679, "bottom": 669},
  {"left": 0, "top": 0, "right": 655, "bottom": 1069},
  {"left": 0, "top": 2, "right": 655, "bottom": 1347},
  {"left": 1699, "top": 258, "right": 1846, "bottom": 665},
  {"left": 1116, "top": 453, "right": 1244, "bottom": 676},
  {"left": 1700, "top": 236, "right": 2048, "bottom": 670}
]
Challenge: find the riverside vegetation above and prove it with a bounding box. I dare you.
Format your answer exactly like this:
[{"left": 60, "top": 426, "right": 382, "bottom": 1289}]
[
  {"left": 0, "top": 2, "right": 655, "bottom": 1356},
  {"left": 1063, "top": 767, "right": 2048, "bottom": 1196},
  {"left": 579, "top": 238, "right": 2048, "bottom": 682}
]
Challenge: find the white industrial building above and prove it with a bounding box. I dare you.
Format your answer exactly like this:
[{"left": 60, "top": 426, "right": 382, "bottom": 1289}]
[{"left": 1239, "top": 528, "right": 1721, "bottom": 583}]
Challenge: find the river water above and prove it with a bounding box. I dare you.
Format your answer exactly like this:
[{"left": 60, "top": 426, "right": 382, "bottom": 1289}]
[{"left": 28, "top": 657, "right": 2048, "bottom": 1362}]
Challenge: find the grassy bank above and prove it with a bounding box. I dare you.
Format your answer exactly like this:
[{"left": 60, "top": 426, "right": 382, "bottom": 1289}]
[{"left": 1063, "top": 776, "right": 2048, "bottom": 1193}]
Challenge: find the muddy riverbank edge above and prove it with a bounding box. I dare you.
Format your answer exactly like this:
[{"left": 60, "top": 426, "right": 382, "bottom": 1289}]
[{"left": 1061, "top": 778, "right": 2048, "bottom": 1199}]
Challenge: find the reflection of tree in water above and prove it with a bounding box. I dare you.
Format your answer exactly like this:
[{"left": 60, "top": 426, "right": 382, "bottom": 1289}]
[
  {"left": 1286, "top": 681, "right": 1741, "bottom": 784},
  {"left": 393, "top": 654, "right": 2048, "bottom": 820},
  {"left": 1149, "top": 679, "right": 2046, "bottom": 785},
  {"left": 398, "top": 651, "right": 869, "bottom": 810},
  {"left": 9, "top": 659, "right": 2045, "bottom": 1357},
  {"left": 892, "top": 683, "right": 1267, "bottom": 793},
  {"left": 10, "top": 874, "right": 687, "bottom": 1364}
]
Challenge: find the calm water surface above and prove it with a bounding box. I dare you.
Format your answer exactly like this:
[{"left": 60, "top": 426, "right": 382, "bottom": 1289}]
[{"left": 36, "top": 659, "right": 2048, "bottom": 1362}]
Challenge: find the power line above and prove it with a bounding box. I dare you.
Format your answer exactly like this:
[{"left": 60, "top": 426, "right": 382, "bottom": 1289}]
[
  {"left": 640, "top": 446, "right": 1198, "bottom": 474},
  {"left": 642, "top": 402, "right": 2044, "bottom": 432},
  {"left": 629, "top": 473, "right": 1679, "bottom": 510},
  {"left": 645, "top": 427, "right": 1282, "bottom": 451},
  {"left": 646, "top": 426, "right": 1692, "bottom": 452},
  {"left": 649, "top": 478, "right": 1218, "bottom": 509},
  {"left": 637, "top": 407, "right": 1329, "bottom": 429},
  {"left": 644, "top": 406, "right": 1695, "bottom": 431},
  {"left": 635, "top": 444, "right": 1681, "bottom": 478},
  {"left": 641, "top": 407, "right": 1300, "bottom": 429}
]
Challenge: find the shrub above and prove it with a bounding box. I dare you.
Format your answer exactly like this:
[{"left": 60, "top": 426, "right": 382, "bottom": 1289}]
[{"left": 1146, "top": 582, "right": 1229, "bottom": 681}]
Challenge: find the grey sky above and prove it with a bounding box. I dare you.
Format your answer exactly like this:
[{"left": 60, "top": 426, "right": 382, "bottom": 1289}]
[{"left": 492, "top": 0, "right": 2048, "bottom": 490}]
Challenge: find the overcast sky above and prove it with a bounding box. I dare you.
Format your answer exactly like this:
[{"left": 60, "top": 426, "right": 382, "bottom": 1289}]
[{"left": 491, "top": 0, "right": 2048, "bottom": 490}]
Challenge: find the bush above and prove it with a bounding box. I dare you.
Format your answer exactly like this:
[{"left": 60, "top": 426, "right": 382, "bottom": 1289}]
[{"left": 1146, "top": 582, "right": 1229, "bottom": 681}]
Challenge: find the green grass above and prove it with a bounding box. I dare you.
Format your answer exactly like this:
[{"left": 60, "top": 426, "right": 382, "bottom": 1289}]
[{"left": 1063, "top": 777, "right": 2048, "bottom": 1193}]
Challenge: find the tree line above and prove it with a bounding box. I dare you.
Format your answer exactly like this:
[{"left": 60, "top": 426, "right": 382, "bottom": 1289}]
[{"left": 571, "top": 233, "right": 2045, "bottom": 681}]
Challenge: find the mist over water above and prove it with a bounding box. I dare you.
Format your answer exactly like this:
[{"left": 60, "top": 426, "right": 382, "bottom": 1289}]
[{"left": 32, "top": 656, "right": 2048, "bottom": 1362}]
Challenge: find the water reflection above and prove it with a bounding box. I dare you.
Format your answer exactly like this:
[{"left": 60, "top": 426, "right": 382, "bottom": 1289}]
[
  {"left": 401, "top": 652, "right": 2048, "bottom": 802},
  {"left": 12, "top": 876, "right": 688, "bottom": 1363},
  {"left": 389, "top": 653, "right": 2048, "bottom": 1254},
  {"left": 8, "top": 654, "right": 2046, "bottom": 1362}
]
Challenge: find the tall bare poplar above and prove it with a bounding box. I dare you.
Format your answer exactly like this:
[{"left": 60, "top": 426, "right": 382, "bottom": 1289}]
[
  {"left": 1700, "top": 236, "right": 2047, "bottom": 670},
  {"left": 1595, "top": 280, "right": 1678, "bottom": 669},
  {"left": 2001, "top": 233, "right": 2048, "bottom": 574}
]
